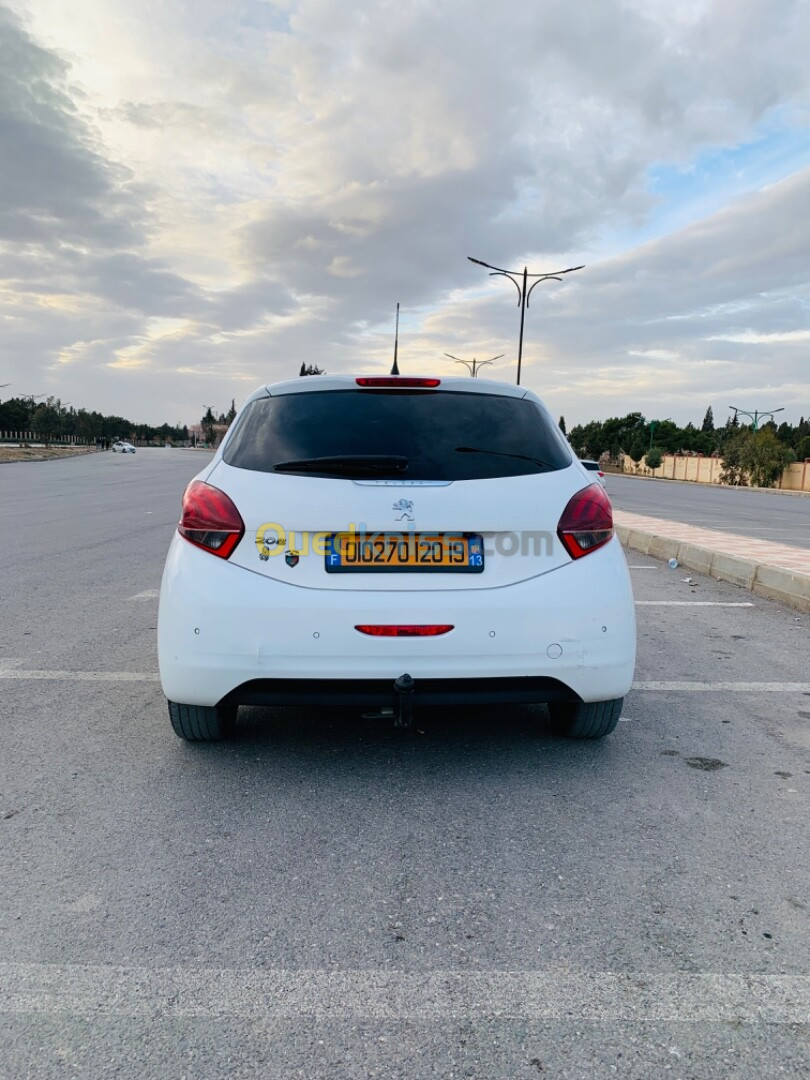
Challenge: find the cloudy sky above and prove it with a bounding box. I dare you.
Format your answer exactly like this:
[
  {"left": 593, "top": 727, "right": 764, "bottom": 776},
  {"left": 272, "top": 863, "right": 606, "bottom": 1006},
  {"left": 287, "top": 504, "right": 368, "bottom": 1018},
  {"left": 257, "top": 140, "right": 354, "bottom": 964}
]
[{"left": 1, "top": 0, "right": 809, "bottom": 427}]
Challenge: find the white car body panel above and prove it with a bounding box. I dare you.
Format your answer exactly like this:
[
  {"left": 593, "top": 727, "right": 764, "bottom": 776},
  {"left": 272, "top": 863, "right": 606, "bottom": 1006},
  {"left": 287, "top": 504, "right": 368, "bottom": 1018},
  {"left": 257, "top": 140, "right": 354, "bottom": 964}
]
[
  {"left": 159, "top": 532, "right": 635, "bottom": 705},
  {"left": 158, "top": 375, "right": 636, "bottom": 709},
  {"left": 216, "top": 462, "right": 577, "bottom": 591}
]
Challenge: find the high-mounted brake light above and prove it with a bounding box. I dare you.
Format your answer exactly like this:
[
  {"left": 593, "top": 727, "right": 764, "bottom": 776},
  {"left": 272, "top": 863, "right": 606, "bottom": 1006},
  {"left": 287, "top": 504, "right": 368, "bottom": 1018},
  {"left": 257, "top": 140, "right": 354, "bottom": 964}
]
[
  {"left": 355, "top": 625, "right": 454, "bottom": 637},
  {"left": 355, "top": 377, "right": 441, "bottom": 388},
  {"left": 557, "top": 483, "right": 613, "bottom": 559},
  {"left": 178, "top": 480, "right": 245, "bottom": 559}
]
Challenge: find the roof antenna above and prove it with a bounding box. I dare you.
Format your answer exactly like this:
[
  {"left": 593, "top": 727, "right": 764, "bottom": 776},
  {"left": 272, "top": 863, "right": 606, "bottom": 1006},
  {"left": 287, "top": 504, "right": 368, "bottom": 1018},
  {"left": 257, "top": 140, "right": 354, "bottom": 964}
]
[{"left": 390, "top": 302, "right": 400, "bottom": 375}]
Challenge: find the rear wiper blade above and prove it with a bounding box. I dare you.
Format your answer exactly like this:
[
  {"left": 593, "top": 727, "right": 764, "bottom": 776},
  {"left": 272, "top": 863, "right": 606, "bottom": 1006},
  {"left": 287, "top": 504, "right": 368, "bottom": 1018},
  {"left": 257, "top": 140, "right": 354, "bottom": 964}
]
[
  {"left": 273, "top": 455, "right": 409, "bottom": 475},
  {"left": 454, "top": 446, "right": 553, "bottom": 468}
]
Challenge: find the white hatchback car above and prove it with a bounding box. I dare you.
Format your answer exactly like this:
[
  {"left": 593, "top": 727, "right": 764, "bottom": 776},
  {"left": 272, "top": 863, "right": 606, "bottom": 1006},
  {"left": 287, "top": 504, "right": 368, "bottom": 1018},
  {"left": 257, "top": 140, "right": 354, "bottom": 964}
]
[
  {"left": 581, "top": 459, "right": 606, "bottom": 485},
  {"left": 158, "top": 375, "right": 636, "bottom": 741},
  {"left": 112, "top": 441, "right": 136, "bottom": 453}
]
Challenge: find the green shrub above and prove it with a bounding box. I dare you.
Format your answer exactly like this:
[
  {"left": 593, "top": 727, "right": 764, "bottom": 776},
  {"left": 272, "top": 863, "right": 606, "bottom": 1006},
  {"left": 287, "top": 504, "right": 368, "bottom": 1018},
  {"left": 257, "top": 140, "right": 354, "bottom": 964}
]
[{"left": 645, "top": 447, "right": 663, "bottom": 470}]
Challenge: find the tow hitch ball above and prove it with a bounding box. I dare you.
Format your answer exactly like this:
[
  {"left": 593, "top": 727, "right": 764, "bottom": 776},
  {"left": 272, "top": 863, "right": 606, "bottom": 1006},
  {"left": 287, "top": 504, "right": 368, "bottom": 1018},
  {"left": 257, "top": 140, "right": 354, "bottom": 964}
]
[{"left": 393, "top": 673, "right": 415, "bottom": 728}]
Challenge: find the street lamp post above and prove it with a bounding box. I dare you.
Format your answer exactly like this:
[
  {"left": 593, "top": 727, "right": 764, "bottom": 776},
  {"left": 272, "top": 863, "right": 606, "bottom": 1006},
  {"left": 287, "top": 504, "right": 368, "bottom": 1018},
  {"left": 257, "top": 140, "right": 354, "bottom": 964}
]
[
  {"left": 467, "top": 257, "right": 584, "bottom": 385},
  {"left": 649, "top": 417, "right": 672, "bottom": 450},
  {"left": 728, "top": 406, "right": 784, "bottom": 431},
  {"left": 444, "top": 353, "right": 504, "bottom": 378}
]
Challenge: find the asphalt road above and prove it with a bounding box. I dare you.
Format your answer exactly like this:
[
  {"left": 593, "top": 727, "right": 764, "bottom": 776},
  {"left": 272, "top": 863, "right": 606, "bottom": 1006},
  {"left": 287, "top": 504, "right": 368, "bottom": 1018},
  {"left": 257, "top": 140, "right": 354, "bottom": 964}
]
[
  {"left": 1, "top": 449, "right": 809, "bottom": 1078},
  {"left": 607, "top": 472, "right": 810, "bottom": 549}
]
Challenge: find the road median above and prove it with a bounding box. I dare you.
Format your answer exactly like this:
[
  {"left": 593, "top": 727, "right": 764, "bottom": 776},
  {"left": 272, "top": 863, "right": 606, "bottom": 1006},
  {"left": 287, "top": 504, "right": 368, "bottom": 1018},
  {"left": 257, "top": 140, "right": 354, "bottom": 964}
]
[{"left": 614, "top": 510, "right": 810, "bottom": 614}]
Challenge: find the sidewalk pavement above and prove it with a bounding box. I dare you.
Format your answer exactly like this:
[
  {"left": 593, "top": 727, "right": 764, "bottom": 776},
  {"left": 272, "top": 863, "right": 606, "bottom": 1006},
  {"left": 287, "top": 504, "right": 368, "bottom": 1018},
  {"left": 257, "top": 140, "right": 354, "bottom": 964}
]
[{"left": 614, "top": 510, "right": 810, "bottom": 614}]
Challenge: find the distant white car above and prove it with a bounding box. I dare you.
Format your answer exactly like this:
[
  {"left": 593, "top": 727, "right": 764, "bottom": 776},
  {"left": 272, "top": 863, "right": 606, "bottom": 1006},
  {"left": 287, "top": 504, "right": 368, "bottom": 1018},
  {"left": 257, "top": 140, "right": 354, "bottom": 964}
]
[
  {"left": 112, "top": 441, "right": 136, "bottom": 453},
  {"left": 158, "top": 375, "right": 636, "bottom": 742},
  {"left": 581, "top": 459, "right": 605, "bottom": 485}
]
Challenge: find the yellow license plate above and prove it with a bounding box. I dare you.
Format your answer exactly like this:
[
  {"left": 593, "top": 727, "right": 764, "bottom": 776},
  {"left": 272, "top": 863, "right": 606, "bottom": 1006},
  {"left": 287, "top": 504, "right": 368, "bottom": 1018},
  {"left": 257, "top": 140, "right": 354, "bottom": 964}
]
[{"left": 325, "top": 533, "right": 484, "bottom": 572}]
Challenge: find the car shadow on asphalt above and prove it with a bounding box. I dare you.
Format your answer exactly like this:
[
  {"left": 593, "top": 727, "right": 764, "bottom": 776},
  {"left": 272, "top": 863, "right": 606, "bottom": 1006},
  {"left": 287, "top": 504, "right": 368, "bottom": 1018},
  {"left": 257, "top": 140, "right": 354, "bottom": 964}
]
[{"left": 193, "top": 702, "right": 624, "bottom": 770}]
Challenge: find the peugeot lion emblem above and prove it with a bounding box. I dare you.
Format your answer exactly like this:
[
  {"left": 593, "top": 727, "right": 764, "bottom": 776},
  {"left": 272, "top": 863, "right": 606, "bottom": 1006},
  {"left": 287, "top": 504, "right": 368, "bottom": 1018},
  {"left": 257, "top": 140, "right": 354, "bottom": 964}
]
[{"left": 393, "top": 498, "right": 415, "bottom": 522}]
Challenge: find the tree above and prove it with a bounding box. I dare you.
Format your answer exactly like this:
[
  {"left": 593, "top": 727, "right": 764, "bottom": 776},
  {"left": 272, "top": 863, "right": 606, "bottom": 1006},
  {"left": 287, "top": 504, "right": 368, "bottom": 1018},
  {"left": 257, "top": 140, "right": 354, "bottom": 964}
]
[
  {"left": 558, "top": 416, "right": 566, "bottom": 435},
  {"left": 32, "top": 398, "right": 60, "bottom": 443},
  {"left": 201, "top": 406, "right": 216, "bottom": 446},
  {"left": 740, "top": 430, "right": 795, "bottom": 488},
  {"left": 0, "top": 396, "right": 30, "bottom": 431},
  {"left": 796, "top": 435, "right": 810, "bottom": 461},
  {"left": 225, "top": 399, "right": 237, "bottom": 425},
  {"left": 299, "top": 364, "right": 325, "bottom": 376},
  {"left": 627, "top": 438, "right": 646, "bottom": 464},
  {"left": 701, "top": 406, "right": 714, "bottom": 432},
  {"left": 645, "top": 447, "right": 663, "bottom": 470},
  {"left": 719, "top": 430, "right": 750, "bottom": 485}
]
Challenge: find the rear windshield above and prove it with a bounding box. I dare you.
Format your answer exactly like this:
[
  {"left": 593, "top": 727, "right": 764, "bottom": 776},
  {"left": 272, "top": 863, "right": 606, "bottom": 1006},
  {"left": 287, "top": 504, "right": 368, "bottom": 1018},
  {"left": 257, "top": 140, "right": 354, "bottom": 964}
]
[{"left": 223, "top": 390, "right": 571, "bottom": 480}]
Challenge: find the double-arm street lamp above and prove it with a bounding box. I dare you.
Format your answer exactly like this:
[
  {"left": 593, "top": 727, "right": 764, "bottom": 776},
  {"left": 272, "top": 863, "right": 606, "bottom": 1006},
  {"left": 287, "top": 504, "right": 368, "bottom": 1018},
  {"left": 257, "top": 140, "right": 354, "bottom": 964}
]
[
  {"left": 444, "top": 353, "right": 504, "bottom": 377},
  {"left": 467, "top": 256, "right": 584, "bottom": 385},
  {"left": 728, "top": 406, "right": 784, "bottom": 431},
  {"left": 649, "top": 417, "right": 672, "bottom": 450}
]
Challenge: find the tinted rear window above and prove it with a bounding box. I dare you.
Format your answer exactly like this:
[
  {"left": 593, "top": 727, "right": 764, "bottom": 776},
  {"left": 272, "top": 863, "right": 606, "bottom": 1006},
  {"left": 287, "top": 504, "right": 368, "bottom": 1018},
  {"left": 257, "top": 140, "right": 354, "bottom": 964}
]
[{"left": 223, "top": 390, "right": 571, "bottom": 480}]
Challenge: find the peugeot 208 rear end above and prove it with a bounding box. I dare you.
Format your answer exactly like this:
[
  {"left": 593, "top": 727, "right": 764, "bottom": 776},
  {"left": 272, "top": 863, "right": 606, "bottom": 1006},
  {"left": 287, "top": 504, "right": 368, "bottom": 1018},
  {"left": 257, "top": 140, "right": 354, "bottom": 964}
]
[{"left": 158, "top": 375, "right": 636, "bottom": 740}]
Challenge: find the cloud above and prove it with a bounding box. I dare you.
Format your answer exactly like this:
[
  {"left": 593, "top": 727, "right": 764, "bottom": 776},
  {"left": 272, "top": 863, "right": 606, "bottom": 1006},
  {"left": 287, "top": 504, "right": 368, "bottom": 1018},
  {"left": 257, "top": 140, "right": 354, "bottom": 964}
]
[
  {"left": 0, "top": 5, "right": 144, "bottom": 248},
  {"left": 0, "top": 0, "right": 809, "bottom": 425},
  {"left": 708, "top": 329, "right": 810, "bottom": 344}
]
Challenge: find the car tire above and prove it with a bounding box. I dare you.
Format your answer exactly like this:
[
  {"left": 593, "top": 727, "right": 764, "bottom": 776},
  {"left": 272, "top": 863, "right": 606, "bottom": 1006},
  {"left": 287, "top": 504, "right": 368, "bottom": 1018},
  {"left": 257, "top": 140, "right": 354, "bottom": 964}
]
[
  {"left": 548, "top": 697, "right": 623, "bottom": 739},
  {"left": 168, "top": 700, "right": 237, "bottom": 741}
]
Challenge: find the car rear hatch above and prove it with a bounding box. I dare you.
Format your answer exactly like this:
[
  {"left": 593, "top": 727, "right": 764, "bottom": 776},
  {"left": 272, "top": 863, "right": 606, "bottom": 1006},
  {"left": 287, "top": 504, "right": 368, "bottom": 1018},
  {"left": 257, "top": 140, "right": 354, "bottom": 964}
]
[{"left": 206, "top": 377, "right": 596, "bottom": 591}]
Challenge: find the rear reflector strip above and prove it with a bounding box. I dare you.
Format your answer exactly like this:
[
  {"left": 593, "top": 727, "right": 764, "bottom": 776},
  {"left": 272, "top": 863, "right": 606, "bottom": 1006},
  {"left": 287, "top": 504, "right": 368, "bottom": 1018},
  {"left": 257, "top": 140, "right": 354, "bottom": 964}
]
[
  {"left": 355, "top": 624, "right": 454, "bottom": 637},
  {"left": 355, "top": 377, "right": 441, "bottom": 388}
]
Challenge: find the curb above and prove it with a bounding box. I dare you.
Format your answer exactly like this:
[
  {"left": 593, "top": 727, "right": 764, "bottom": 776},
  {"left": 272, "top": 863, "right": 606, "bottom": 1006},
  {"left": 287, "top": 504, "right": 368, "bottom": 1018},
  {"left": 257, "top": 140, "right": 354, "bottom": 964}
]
[
  {"left": 615, "top": 525, "right": 810, "bottom": 614},
  {"left": 605, "top": 472, "right": 810, "bottom": 497}
]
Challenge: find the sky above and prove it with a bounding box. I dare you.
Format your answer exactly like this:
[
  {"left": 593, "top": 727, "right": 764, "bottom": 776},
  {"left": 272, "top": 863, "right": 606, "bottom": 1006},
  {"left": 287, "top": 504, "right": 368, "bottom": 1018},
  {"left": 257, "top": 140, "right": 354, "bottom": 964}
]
[{"left": 1, "top": 0, "right": 809, "bottom": 428}]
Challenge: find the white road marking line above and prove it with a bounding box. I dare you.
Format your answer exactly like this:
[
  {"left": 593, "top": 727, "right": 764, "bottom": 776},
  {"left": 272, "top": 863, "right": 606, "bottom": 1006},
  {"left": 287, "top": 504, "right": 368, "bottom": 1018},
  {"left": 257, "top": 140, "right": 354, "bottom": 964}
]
[
  {"left": 128, "top": 589, "right": 159, "bottom": 601},
  {"left": 0, "top": 657, "right": 26, "bottom": 668},
  {"left": 635, "top": 601, "right": 755, "bottom": 607},
  {"left": 0, "top": 965, "right": 807, "bottom": 1022},
  {"left": 633, "top": 682, "right": 810, "bottom": 692},
  {"left": 0, "top": 670, "right": 159, "bottom": 682}
]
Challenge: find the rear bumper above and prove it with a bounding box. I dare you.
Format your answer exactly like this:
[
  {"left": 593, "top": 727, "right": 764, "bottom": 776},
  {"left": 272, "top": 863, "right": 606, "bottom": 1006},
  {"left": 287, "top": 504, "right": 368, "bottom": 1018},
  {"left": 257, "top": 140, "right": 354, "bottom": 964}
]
[
  {"left": 158, "top": 534, "right": 636, "bottom": 706},
  {"left": 231, "top": 675, "right": 578, "bottom": 708}
]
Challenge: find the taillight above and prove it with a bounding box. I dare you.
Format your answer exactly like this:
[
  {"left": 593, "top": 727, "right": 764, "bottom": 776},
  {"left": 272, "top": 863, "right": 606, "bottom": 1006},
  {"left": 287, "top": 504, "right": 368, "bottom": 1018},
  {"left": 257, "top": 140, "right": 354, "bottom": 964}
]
[
  {"left": 557, "top": 483, "right": 613, "bottom": 559},
  {"left": 355, "top": 625, "right": 454, "bottom": 636},
  {"left": 355, "top": 377, "right": 441, "bottom": 388},
  {"left": 178, "top": 481, "right": 245, "bottom": 559}
]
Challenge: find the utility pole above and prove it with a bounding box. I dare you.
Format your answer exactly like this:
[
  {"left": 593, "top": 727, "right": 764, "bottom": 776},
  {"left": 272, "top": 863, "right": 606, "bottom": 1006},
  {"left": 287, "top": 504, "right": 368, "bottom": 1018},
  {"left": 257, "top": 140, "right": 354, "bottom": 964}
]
[
  {"left": 444, "top": 353, "right": 503, "bottom": 377},
  {"left": 467, "top": 257, "right": 584, "bottom": 385},
  {"left": 728, "top": 405, "right": 784, "bottom": 431}
]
